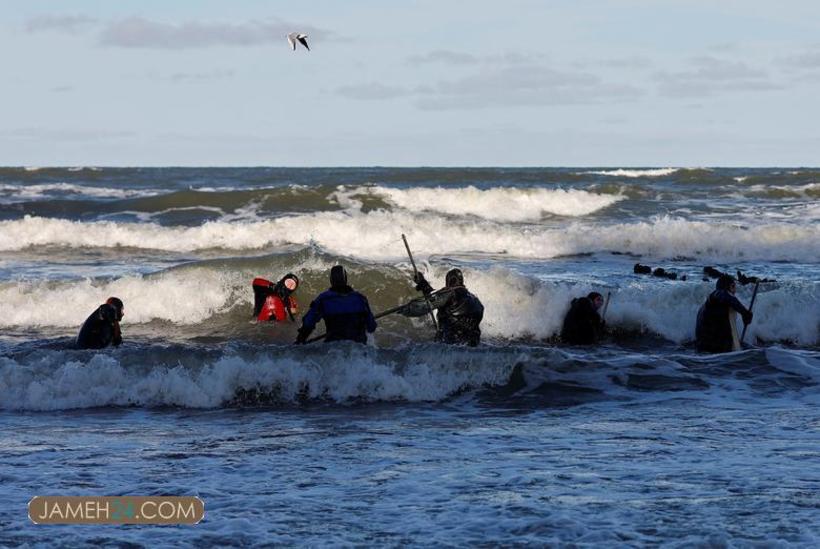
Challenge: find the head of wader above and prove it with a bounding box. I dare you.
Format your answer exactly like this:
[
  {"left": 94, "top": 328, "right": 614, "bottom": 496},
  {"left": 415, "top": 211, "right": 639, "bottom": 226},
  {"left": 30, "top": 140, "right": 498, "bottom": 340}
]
[
  {"left": 106, "top": 297, "right": 124, "bottom": 321},
  {"left": 716, "top": 275, "right": 736, "bottom": 293},
  {"left": 330, "top": 265, "right": 348, "bottom": 289},
  {"left": 445, "top": 268, "right": 464, "bottom": 288},
  {"left": 587, "top": 292, "right": 604, "bottom": 310},
  {"left": 281, "top": 273, "right": 299, "bottom": 292}
]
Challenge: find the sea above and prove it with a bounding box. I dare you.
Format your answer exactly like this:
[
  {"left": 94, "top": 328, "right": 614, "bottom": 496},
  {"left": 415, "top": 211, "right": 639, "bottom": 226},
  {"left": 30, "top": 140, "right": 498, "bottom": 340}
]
[{"left": 1, "top": 167, "right": 818, "bottom": 546}]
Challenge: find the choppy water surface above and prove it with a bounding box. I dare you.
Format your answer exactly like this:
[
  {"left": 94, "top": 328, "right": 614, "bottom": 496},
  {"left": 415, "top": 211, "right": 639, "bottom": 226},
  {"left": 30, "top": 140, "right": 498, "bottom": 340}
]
[{"left": 1, "top": 167, "right": 819, "bottom": 546}]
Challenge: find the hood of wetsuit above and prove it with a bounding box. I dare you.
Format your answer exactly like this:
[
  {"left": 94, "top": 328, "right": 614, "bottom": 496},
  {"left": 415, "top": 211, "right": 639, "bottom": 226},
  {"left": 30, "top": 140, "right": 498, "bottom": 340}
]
[
  {"left": 716, "top": 275, "right": 735, "bottom": 291},
  {"left": 330, "top": 265, "right": 348, "bottom": 289},
  {"left": 280, "top": 273, "right": 299, "bottom": 292},
  {"left": 106, "top": 297, "right": 124, "bottom": 321},
  {"left": 445, "top": 268, "right": 464, "bottom": 288}
]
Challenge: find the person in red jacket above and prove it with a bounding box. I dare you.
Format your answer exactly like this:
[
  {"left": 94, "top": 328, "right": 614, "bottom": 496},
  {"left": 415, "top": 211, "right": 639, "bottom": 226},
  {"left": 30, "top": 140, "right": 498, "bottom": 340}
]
[{"left": 252, "top": 273, "right": 300, "bottom": 322}]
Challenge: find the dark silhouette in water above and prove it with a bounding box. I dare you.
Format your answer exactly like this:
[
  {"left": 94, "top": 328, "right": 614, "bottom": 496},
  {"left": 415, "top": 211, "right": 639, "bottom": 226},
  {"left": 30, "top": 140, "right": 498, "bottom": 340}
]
[
  {"left": 401, "top": 269, "right": 485, "bottom": 346},
  {"left": 696, "top": 275, "right": 753, "bottom": 353},
  {"left": 703, "top": 266, "right": 774, "bottom": 285},
  {"left": 296, "top": 265, "right": 376, "bottom": 344},
  {"left": 634, "top": 263, "right": 685, "bottom": 280},
  {"left": 561, "top": 292, "right": 606, "bottom": 345},
  {"left": 76, "top": 297, "right": 124, "bottom": 349}
]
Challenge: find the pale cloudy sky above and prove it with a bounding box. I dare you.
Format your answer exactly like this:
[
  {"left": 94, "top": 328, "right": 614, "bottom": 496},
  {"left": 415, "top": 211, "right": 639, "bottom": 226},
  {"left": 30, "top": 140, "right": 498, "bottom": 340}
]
[{"left": 2, "top": 0, "right": 819, "bottom": 166}]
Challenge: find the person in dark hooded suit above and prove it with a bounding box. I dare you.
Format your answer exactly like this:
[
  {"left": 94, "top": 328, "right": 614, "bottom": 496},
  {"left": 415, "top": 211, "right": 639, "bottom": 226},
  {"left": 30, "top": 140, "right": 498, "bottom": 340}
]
[
  {"left": 561, "top": 292, "right": 606, "bottom": 345},
  {"left": 401, "top": 268, "right": 485, "bottom": 346},
  {"left": 695, "top": 275, "right": 753, "bottom": 353},
  {"left": 76, "top": 297, "right": 124, "bottom": 349},
  {"left": 295, "top": 265, "right": 377, "bottom": 344}
]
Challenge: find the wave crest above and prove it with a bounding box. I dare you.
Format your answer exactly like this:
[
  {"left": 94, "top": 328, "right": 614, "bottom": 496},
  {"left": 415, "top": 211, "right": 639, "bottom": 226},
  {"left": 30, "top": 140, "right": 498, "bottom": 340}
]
[
  {"left": 1, "top": 259, "right": 817, "bottom": 346},
  {"left": 582, "top": 168, "right": 680, "bottom": 178},
  {"left": 0, "top": 345, "right": 516, "bottom": 410},
  {"left": 347, "top": 185, "right": 622, "bottom": 221},
  {"left": 2, "top": 214, "right": 818, "bottom": 264}
]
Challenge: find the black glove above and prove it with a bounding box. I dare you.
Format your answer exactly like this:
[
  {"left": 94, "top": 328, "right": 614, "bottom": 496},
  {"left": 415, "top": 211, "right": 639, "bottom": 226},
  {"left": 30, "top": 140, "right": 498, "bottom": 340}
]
[
  {"left": 742, "top": 311, "right": 753, "bottom": 326},
  {"left": 295, "top": 327, "right": 311, "bottom": 345},
  {"left": 413, "top": 273, "right": 433, "bottom": 295}
]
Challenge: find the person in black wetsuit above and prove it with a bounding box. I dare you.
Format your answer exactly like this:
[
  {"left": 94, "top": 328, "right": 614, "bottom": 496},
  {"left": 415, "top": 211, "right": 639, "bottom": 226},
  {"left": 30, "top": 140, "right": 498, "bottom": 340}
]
[
  {"left": 401, "top": 269, "right": 485, "bottom": 346},
  {"left": 295, "top": 265, "right": 377, "bottom": 344},
  {"left": 561, "top": 292, "right": 606, "bottom": 345},
  {"left": 695, "top": 275, "right": 753, "bottom": 353},
  {"left": 76, "top": 297, "right": 124, "bottom": 349}
]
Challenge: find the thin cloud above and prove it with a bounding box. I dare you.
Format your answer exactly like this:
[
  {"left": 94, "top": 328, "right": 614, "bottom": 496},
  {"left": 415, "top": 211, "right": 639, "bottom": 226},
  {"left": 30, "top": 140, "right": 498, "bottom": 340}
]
[
  {"left": 25, "top": 14, "right": 97, "bottom": 34},
  {"left": 776, "top": 50, "right": 820, "bottom": 69},
  {"left": 168, "top": 69, "right": 236, "bottom": 83},
  {"left": 688, "top": 56, "right": 768, "bottom": 80},
  {"left": 654, "top": 56, "right": 779, "bottom": 97},
  {"left": 418, "top": 66, "right": 642, "bottom": 110},
  {"left": 406, "top": 50, "right": 480, "bottom": 66},
  {"left": 99, "top": 17, "right": 336, "bottom": 49},
  {"left": 337, "top": 65, "right": 642, "bottom": 110},
  {"left": 574, "top": 56, "right": 653, "bottom": 70},
  {"left": 336, "top": 83, "right": 415, "bottom": 100},
  {"left": 2, "top": 127, "right": 135, "bottom": 141},
  {"left": 406, "top": 50, "right": 547, "bottom": 67}
]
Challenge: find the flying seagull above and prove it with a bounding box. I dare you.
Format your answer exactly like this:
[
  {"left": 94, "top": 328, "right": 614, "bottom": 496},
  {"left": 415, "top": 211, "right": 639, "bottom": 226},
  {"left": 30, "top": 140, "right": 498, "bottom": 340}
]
[{"left": 287, "top": 33, "right": 310, "bottom": 51}]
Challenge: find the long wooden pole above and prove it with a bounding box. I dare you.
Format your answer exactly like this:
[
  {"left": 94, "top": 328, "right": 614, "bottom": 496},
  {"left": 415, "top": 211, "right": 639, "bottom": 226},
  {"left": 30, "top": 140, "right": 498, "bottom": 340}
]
[
  {"left": 402, "top": 234, "right": 438, "bottom": 331},
  {"left": 601, "top": 291, "right": 612, "bottom": 322},
  {"left": 739, "top": 281, "right": 760, "bottom": 346}
]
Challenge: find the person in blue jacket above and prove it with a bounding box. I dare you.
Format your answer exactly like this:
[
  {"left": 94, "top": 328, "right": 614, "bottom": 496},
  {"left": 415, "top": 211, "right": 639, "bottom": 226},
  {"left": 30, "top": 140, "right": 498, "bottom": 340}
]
[
  {"left": 295, "top": 265, "right": 377, "bottom": 344},
  {"left": 695, "top": 275, "right": 753, "bottom": 353}
]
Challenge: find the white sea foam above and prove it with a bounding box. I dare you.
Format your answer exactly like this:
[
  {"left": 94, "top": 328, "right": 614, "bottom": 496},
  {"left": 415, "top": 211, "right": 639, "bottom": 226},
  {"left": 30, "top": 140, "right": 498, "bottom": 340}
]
[
  {"left": 1, "top": 213, "right": 818, "bottom": 263},
  {"left": 440, "top": 266, "right": 819, "bottom": 345},
  {"left": 0, "top": 183, "right": 158, "bottom": 200},
  {"left": 0, "top": 268, "right": 241, "bottom": 328},
  {"left": 582, "top": 168, "right": 680, "bottom": 178},
  {"left": 0, "top": 346, "right": 515, "bottom": 410},
  {"left": 349, "top": 186, "right": 623, "bottom": 221},
  {"left": 1, "top": 264, "right": 816, "bottom": 346},
  {"left": 748, "top": 183, "right": 820, "bottom": 196}
]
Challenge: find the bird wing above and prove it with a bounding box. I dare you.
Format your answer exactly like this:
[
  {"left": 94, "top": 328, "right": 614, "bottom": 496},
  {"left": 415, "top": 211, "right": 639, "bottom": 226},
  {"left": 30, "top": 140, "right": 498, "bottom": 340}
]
[
  {"left": 286, "top": 33, "right": 296, "bottom": 51},
  {"left": 297, "top": 35, "right": 310, "bottom": 51}
]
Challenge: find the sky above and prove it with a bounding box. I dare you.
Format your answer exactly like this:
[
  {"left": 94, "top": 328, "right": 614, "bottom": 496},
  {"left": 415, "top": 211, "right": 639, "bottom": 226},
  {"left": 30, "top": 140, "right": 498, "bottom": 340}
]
[{"left": 2, "top": 0, "right": 819, "bottom": 166}]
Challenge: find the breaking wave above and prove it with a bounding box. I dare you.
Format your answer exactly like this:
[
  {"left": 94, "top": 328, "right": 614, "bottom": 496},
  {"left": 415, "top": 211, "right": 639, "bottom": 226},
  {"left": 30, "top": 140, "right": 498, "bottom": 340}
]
[
  {"left": 582, "top": 168, "right": 681, "bottom": 178},
  {"left": 2, "top": 213, "right": 819, "bottom": 263},
  {"left": 345, "top": 186, "right": 623, "bottom": 221},
  {"left": 0, "top": 183, "right": 159, "bottom": 201},
  {"left": 1, "top": 257, "right": 817, "bottom": 346},
  {"left": 1, "top": 343, "right": 817, "bottom": 411},
  {"left": 0, "top": 344, "right": 517, "bottom": 411}
]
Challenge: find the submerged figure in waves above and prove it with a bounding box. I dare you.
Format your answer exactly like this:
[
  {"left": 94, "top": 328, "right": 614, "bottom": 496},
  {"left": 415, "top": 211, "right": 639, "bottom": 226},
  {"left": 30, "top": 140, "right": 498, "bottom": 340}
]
[
  {"left": 695, "top": 275, "right": 753, "bottom": 353},
  {"left": 561, "top": 292, "right": 606, "bottom": 345},
  {"left": 76, "top": 297, "right": 124, "bottom": 349},
  {"left": 253, "top": 273, "right": 300, "bottom": 323},
  {"left": 401, "top": 268, "right": 484, "bottom": 346},
  {"left": 295, "top": 265, "right": 376, "bottom": 344}
]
